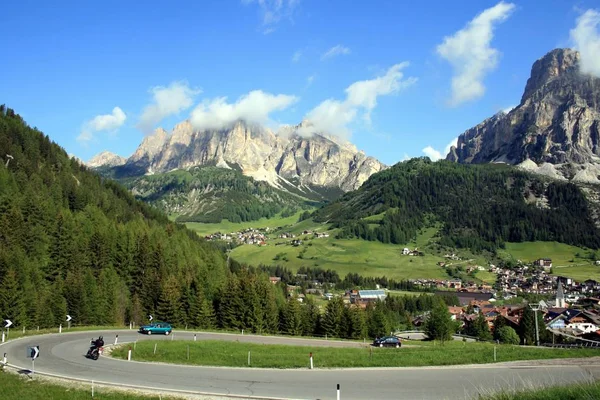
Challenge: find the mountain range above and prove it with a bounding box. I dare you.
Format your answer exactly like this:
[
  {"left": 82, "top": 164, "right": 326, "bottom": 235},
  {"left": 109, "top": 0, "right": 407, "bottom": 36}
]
[
  {"left": 89, "top": 47, "right": 600, "bottom": 226},
  {"left": 91, "top": 120, "right": 385, "bottom": 196}
]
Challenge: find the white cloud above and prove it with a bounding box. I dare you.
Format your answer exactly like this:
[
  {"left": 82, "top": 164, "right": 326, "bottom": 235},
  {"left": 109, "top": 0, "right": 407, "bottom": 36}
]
[
  {"left": 137, "top": 81, "right": 201, "bottom": 133},
  {"left": 436, "top": 1, "right": 515, "bottom": 106},
  {"left": 422, "top": 146, "right": 443, "bottom": 161},
  {"left": 421, "top": 137, "right": 458, "bottom": 161},
  {"left": 190, "top": 90, "right": 298, "bottom": 131},
  {"left": 292, "top": 50, "right": 302, "bottom": 63},
  {"left": 306, "top": 75, "right": 315, "bottom": 85},
  {"left": 570, "top": 9, "right": 600, "bottom": 77},
  {"left": 243, "top": 0, "right": 301, "bottom": 33},
  {"left": 321, "top": 45, "right": 351, "bottom": 60},
  {"left": 501, "top": 104, "right": 516, "bottom": 114},
  {"left": 303, "top": 63, "right": 416, "bottom": 138},
  {"left": 78, "top": 107, "right": 127, "bottom": 143}
]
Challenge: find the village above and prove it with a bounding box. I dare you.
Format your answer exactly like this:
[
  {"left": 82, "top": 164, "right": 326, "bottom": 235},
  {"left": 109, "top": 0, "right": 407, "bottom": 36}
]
[
  {"left": 204, "top": 229, "right": 600, "bottom": 342},
  {"left": 204, "top": 227, "right": 330, "bottom": 246}
]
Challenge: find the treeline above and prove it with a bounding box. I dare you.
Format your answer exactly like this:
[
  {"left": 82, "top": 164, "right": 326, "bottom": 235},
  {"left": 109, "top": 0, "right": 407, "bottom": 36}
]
[
  {"left": 254, "top": 265, "right": 427, "bottom": 292},
  {"left": 202, "top": 269, "right": 457, "bottom": 338},
  {"left": 317, "top": 158, "right": 600, "bottom": 252},
  {"left": 0, "top": 106, "right": 228, "bottom": 328},
  {"left": 116, "top": 166, "right": 309, "bottom": 223}
]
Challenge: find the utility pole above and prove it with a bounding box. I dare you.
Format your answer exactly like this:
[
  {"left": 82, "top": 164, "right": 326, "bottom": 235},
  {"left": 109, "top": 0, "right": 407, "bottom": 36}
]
[{"left": 529, "top": 303, "right": 540, "bottom": 346}]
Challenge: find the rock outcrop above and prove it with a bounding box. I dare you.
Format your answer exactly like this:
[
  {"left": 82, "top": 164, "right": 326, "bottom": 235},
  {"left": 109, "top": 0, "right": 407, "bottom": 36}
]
[
  {"left": 447, "top": 48, "right": 600, "bottom": 183},
  {"left": 87, "top": 151, "right": 126, "bottom": 168},
  {"left": 92, "top": 120, "right": 385, "bottom": 197}
]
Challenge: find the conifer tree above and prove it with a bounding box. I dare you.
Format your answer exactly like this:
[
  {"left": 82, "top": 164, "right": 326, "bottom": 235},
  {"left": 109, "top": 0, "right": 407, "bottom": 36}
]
[
  {"left": 424, "top": 303, "right": 453, "bottom": 342},
  {"left": 367, "top": 301, "right": 391, "bottom": 338},
  {"left": 348, "top": 306, "right": 367, "bottom": 339},
  {"left": 301, "top": 297, "right": 320, "bottom": 336},
  {"left": 218, "top": 274, "right": 244, "bottom": 329},
  {"left": 283, "top": 297, "right": 303, "bottom": 336},
  {"left": 321, "top": 297, "right": 344, "bottom": 338},
  {"left": 0, "top": 268, "right": 27, "bottom": 327},
  {"left": 157, "top": 275, "right": 182, "bottom": 326}
]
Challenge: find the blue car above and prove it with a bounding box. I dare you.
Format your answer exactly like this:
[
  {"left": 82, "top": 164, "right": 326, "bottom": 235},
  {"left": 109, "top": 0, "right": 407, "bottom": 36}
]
[{"left": 138, "top": 322, "right": 172, "bottom": 335}]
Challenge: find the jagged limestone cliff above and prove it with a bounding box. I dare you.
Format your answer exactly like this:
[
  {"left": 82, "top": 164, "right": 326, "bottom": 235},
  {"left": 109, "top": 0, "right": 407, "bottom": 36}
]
[
  {"left": 95, "top": 120, "right": 385, "bottom": 198},
  {"left": 447, "top": 48, "right": 600, "bottom": 183}
]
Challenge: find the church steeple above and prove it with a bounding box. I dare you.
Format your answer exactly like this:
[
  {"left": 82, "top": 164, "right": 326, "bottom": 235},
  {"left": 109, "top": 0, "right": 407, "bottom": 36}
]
[{"left": 555, "top": 280, "right": 565, "bottom": 308}]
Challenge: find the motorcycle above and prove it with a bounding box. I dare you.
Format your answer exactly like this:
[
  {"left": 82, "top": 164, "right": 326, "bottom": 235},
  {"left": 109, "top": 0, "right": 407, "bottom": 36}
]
[{"left": 86, "top": 338, "right": 104, "bottom": 360}]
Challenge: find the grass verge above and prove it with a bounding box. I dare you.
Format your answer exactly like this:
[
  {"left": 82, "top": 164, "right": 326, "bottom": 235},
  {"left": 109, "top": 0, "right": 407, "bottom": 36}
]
[
  {"left": 111, "top": 340, "right": 600, "bottom": 369},
  {"left": 3, "top": 326, "right": 128, "bottom": 341},
  {"left": 0, "top": 371, "right": 172, "bottom": 400},
  {"left": 479, "top": 380, "right": 600, "bottom": 400}
]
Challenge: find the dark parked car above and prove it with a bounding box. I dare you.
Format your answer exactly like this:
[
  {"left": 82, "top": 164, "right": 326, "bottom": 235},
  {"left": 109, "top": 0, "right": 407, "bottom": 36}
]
[
  {"left": 138, "top": 322, "right": 172, "bottom": 335},
  {"left": 373, "top": 336, "right": 402, "bottom": 348}
]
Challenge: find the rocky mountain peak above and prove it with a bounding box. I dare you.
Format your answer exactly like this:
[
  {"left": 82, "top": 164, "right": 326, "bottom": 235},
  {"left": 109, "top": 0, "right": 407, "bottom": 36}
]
[
  {"left": 521, "top": 48, "right": 580, "bottom": 102},
  {"left": 87, "top": 151, "right": 126, "bottom": 168},
  {"left": 92, "top": 119, "right": 385, "bottom": 196},
  {"left": 447, "top": 48, "right": 600, "bottom": 184}
]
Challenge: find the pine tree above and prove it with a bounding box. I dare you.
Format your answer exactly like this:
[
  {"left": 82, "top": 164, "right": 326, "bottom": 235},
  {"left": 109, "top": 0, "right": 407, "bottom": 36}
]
[
  {"left": 519, "top": 308, "right": 536, "bottom": 345},
  {"left": 493, "top": 315, "right": 507, "bottom": 341},
  {"left": 156, "top": 275, "right": 182, "bottom": 326},
  {"left": 301, "top": 297, "right": 320, "bottom": 336},
  {"left": 424, "top": 303, "right": 453, "bottom": 342},
  {"left": 190, "top": 290, "right": 216, "bottom": 329},
  {"left": 283, "top": 297, "right": 303, "bottom": 336},
  {"left": 0, "top": 268, "right": 27, "bottom": 327},
  {"left": 367, "top": 301, "right": 390, "bottom": 339},
  {"left": 49, "top": 278, "right": 67, "bottom": 327},
  {"left": 255, "top": 278, "right": 279, "bottom": 334},
  {"left": 347, "top": 306, "right": 367, "bottom": 339},
  {"left": 321, "top": 297, "right": 344, "bottom": 338},
  {"left": 218, "top": 274, "right": 244, "bottom": 329}
]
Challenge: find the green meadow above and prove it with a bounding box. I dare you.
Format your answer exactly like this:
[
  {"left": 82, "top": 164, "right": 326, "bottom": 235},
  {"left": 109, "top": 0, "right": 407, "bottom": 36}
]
[
  {"left": 183, "top": 210, "right": 308, "bottom": 236},
  {"left": 183, "top": 211, "right": 600, "bottom": 282},
  {"left": 112, "top": 340, "right": 600, "bottom": 368}
]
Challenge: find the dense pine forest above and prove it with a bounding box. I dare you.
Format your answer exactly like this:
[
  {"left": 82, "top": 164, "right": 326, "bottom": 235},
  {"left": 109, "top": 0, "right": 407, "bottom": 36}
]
[
  {"left": 110, "top": 166, "right": 313, "bottom": 224},
  {"left": 316, "top": 158, "right": 600, "bottom": 252},
  {"left": 0, "top": 106, "right": 230, "bottom": 329},
  {"left": 0, "top": 106, "right": 456, "bottom": 339}
]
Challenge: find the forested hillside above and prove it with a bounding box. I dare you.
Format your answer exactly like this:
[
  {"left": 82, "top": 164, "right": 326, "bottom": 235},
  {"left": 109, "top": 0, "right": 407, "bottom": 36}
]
[
  {"left": 0, "top": 106, "right": 228, "bottom": 328},
  {"left": 0, "top": 106, "right": 455, "bottom": 339},
  {"left": 315, "top": 158, "right": 600, "bottom": 252},
  {"left": 112, "top": 166, "right": 314, "bottom": 223}
]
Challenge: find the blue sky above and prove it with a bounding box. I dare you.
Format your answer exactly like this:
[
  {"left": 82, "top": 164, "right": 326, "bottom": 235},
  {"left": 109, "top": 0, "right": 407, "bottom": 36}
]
[{"left": 2, "top": 0, "right": 600, "bottom": 166}]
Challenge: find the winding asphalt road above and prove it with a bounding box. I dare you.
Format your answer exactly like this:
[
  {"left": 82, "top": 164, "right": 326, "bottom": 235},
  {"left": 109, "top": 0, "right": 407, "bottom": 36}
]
[{"left": 2, "top": 330, "right": 600, "bottom": 400}]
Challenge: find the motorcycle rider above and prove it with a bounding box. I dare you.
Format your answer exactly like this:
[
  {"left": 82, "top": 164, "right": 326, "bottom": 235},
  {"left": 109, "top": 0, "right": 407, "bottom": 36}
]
[{"left": 88, "top": 335, "right": 104, "bottom": 357}]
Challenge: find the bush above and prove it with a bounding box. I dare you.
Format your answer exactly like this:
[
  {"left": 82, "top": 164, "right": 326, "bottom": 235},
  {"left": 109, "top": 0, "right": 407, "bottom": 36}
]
[{"left": 497, "top": 326, "right": 519, "bottom": 345}]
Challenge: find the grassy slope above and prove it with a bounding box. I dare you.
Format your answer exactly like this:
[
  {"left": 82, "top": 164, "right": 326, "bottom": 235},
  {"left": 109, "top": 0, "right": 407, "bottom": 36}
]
[
  {"left": 481, "top": 381, "right": 600, "bottom": 400},
  {"left": 185, "top": 211, "right": 599, "bottom": 281},
  {"left": 112, "top": 340, "right": 600, "bottom": 368},
  {"left": 184, "top": 210, "right": 307, "bottom": 236},
  {"left": 503, "top": 242, "right": 600, "bottom": 281},
  {"left": 231, "top": 227, "right": 449, "bottom": 280},
  {"left": 0, "top": 372, "right": 168, "bottom": 400}
]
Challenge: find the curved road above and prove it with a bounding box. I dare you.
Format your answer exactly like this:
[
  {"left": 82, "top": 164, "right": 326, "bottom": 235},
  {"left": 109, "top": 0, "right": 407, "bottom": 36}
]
[{"left": 2, "top": 330, "right": 600, "bottom": 400}]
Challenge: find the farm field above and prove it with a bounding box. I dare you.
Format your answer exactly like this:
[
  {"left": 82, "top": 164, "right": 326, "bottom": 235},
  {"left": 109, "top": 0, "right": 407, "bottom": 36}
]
[
  {"left": 231, "top": 234, "right": 448, "bottom": 280},
  {"left": 183, "top": 210, "right": 308, "bottom": 236}
]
